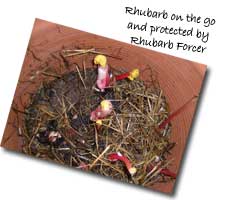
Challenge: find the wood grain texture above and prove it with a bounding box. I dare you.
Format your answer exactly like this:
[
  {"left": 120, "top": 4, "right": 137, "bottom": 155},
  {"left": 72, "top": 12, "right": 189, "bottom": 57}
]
[{"left": 0, "top": 18, "right": 206, "bottom": 193}]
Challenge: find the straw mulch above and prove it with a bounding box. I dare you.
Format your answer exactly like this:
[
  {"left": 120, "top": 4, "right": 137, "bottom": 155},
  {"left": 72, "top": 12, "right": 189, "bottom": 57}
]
[{"left": 18, "top": 50, "right": 175, "bottom": 187}]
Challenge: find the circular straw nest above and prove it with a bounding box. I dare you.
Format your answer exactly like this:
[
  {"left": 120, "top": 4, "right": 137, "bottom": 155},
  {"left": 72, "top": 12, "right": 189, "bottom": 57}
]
[{"left": 20, "top": 50, "right": 175, "bottom": 187}]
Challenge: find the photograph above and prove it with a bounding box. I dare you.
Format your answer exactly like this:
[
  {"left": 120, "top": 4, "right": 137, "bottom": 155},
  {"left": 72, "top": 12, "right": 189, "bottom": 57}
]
[{"left": 1, "top": 18, "right": 206, "bottom": 193}]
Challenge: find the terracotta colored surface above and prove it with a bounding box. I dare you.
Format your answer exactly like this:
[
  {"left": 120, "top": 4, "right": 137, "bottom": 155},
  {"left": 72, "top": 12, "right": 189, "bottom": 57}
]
[{"left": 0, "top": 18, "right": 206, "bottom": 194}]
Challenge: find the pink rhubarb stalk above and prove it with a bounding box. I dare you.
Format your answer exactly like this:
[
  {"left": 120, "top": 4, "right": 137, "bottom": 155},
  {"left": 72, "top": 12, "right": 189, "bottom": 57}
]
[
  {"left": 149, "top": 164, "right": 176, "bottom": 179},
  {"left": 90, "top": 100, "right": 113, "bottom": 122},
  {"left": 159, "top": 96, "right": 197, "bottom": 130},
  {"left": 108, "top": 152, "right": 137, "bottom": 175},
  {"left": 94, "top": 55, "right": 110, "bottom": 92},
  {"left": 115, "top": 69, "right": 139, "bottom": 81},
  {"left": 48, "top": 131, "right": 62, "bottom": 143}
]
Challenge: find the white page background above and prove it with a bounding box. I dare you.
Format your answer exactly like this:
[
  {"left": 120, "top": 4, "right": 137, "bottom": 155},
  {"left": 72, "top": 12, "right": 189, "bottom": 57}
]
[{"left": 0, "top": 0, "right": 225, "bottom": 199}]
